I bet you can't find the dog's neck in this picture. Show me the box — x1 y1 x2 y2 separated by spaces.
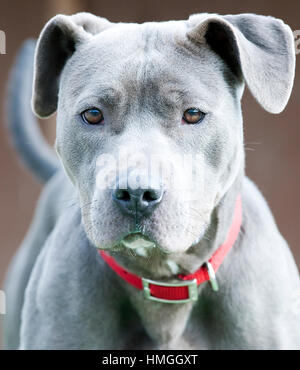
107 170 244 281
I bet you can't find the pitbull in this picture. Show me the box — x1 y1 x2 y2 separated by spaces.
3 12 300 349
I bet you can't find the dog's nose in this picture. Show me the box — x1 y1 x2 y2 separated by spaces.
112 186 164 217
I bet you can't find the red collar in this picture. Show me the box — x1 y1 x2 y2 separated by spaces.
99 195 242 304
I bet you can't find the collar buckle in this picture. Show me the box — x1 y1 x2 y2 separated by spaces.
142 277 198 304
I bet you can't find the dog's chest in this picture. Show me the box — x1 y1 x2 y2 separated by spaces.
123 286 207 349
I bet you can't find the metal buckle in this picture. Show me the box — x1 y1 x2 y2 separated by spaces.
205 262 219 292
142 277 198 304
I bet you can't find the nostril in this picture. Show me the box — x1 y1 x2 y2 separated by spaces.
115 189 131 202
143 190 161 203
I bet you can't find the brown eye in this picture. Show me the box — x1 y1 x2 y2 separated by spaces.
183 108 205 124
81 108 104 125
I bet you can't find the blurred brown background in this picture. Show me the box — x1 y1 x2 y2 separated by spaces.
0 0 299 348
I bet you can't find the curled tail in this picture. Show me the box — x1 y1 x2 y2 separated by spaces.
6 39 59 183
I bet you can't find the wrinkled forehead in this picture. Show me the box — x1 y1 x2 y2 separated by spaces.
60 22 232 109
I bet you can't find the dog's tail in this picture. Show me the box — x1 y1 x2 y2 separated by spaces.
5 39 59 183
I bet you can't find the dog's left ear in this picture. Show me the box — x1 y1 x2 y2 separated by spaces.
187 13 295 113
32 12 112 118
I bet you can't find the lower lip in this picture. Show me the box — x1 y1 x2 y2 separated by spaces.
120 233 156 250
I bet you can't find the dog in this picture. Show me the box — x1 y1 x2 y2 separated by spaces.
3 12 300 349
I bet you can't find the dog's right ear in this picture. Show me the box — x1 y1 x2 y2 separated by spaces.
32 12 111 118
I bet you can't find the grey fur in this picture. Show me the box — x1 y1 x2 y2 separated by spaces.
4 12 300 349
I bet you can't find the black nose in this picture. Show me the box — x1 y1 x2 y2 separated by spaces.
112 186 164 218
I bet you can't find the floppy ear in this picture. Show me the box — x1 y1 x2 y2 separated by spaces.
187 13 295 113
32 12 111 118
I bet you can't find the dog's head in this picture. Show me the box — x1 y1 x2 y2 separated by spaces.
32 12 295 255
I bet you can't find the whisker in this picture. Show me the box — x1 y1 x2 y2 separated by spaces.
244 141 261 145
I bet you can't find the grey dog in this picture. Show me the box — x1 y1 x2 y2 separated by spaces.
3 12 300 349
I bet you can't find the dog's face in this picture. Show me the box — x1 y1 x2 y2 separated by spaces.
33 13 295 254
56 21 244 254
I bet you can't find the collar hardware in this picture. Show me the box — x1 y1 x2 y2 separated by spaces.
205 262 219 292
142 277 198 304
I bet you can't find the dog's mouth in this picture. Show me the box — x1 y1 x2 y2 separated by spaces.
107 226 207 256
119 232 156 250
